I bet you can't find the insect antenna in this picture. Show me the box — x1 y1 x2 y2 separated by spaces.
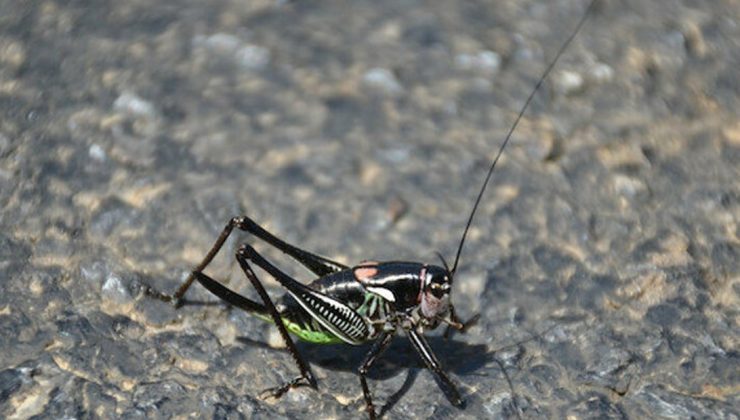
435 251 451 274
449 0 598 278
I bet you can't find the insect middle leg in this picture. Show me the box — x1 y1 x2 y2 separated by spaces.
358 332 394 420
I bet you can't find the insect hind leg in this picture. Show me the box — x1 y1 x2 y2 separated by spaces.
190 271 268 316
234 246 318 396
147 216 348 306
239 243 369 345
233 216 348 276
192 270 318 396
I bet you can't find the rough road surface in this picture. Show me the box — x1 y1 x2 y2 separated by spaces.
1 0 738 418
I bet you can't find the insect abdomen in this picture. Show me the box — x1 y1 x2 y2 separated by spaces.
282 317 344 344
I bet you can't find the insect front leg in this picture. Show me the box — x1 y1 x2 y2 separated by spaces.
443 304 481 339
233 246 318 397
358 332 394 420
406 328 464 408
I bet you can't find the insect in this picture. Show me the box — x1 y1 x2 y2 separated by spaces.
148 1 598 418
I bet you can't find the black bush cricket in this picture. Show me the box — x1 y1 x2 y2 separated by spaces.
148 1 598 418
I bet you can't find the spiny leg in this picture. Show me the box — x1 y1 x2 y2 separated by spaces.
233 216 348 276
147 215 348 305
192 272 317 396
358 332 394 420
171 217 238 303
234 250 317 397
180 248 317 398
145 216 238 304
407 328 464 408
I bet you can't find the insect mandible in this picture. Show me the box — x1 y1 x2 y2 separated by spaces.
149 1 598 418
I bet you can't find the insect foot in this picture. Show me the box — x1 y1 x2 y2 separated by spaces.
258 375 317 400
444 313 481 339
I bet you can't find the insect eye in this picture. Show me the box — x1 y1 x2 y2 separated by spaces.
428 283 446 298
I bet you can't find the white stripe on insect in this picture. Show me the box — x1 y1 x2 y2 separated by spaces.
366 286 395 302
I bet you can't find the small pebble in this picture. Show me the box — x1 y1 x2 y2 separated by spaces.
455 50 501 74
89 144 107 162
362 67 403 95
589 62 614 83
102 274 131 304
113 92 156 118
0 38 26 71
554 70 584 95
196 33 241 52
235 44 270 71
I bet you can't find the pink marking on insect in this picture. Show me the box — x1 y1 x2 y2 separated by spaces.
421 290 446 319
416 265 427 304
353 261 379 281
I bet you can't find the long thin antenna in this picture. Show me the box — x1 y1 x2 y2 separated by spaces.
450 0 598 275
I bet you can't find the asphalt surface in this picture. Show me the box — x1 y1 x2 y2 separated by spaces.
0 0 738 418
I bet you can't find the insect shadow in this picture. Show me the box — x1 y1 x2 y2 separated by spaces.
175 290 553 418
236 334 491 414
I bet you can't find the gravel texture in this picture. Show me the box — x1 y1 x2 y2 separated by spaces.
1 0 738 418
